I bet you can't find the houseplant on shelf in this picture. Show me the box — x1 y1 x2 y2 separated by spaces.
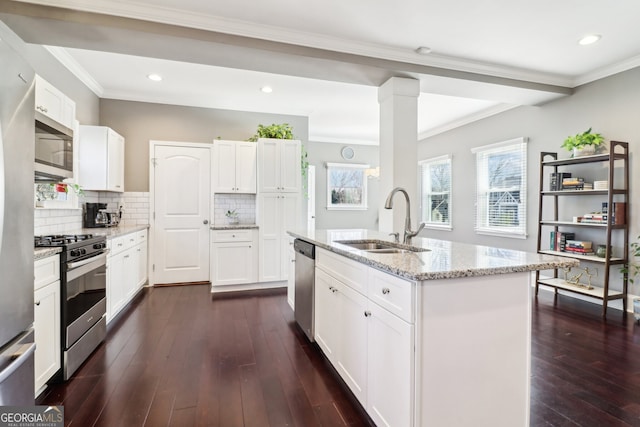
561 127 605 157
621 236 640 321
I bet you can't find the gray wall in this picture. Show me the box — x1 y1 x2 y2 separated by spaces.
0 21 99 125
418 66 640 295
306 141 380 230
99 99 309 191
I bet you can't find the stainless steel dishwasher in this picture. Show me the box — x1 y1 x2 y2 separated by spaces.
294 239 315 341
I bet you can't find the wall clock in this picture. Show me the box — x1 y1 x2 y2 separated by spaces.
341 146 354 160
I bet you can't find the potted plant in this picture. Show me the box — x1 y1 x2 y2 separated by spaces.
225 209 240 225
248 123 294 141
561 127 605 157
621 236 640 321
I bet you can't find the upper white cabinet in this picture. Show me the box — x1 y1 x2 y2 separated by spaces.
78 126 125 192
213 140 257 193
257 138 301 193
35 75 76 130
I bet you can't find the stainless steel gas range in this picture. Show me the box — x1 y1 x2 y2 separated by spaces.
35 234 108 380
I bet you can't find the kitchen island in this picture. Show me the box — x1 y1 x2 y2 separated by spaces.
288 229 578 427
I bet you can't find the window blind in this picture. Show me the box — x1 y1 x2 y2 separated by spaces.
472 138 527 238
419 155 452 228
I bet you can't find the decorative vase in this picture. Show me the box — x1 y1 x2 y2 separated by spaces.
226 216 239 225
595 245 607 258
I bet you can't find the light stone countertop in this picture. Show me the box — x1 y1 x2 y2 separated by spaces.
210 224 259 230
77 225 150 239
34 247 62 261
288 228 579 282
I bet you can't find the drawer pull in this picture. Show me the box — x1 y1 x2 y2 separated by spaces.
364 311 371 317
382 287 390 295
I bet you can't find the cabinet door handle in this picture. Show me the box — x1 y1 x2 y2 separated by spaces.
364 311 371 317
35 301 41 306
382 287 390 295
203 219 209 225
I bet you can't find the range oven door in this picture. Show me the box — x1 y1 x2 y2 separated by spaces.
65 252 107 349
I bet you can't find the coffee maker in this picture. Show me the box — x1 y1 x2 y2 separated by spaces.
84 202 108 228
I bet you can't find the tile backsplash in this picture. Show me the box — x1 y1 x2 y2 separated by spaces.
214 194 256 225
34 191 150 235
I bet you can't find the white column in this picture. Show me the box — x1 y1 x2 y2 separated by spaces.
378 77 420 234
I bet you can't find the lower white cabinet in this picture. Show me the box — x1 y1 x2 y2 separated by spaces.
315 248 415 426
211 229 258 287
107 229 148 323
34 254 61 396
287 237 295 309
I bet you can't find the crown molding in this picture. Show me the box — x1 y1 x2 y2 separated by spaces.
572 53 640 87
418 104 518 140
44 45 104 96
309 136 378 146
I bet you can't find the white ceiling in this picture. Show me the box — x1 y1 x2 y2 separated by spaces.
12 0 640 144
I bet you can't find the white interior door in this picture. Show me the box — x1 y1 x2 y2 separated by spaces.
152 143 211 285
307 165 316 230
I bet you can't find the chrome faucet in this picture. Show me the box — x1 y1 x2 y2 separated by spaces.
384 187 425 245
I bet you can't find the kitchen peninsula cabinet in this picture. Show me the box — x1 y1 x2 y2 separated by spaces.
315 248 412 425
213 140 257 193
33 253 61 396
78 125 125 192
291 229 577 427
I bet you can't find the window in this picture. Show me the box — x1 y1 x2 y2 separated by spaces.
419 155 452 229
472 137 527 238
326 163 369 210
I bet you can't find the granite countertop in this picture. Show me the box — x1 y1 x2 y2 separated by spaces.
210 224 259 230
34 247 62 261
288 229 579 282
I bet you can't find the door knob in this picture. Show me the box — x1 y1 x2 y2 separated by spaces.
203 219 209 224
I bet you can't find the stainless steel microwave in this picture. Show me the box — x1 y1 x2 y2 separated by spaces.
34 111 74 181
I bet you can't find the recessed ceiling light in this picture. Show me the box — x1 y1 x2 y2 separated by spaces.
261 86 273 93
147 73 162 82
578 34 601 46
415 46 432 55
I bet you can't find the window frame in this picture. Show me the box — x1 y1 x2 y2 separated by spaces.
418 154 452 230
471 137 528 239
326 162 369 211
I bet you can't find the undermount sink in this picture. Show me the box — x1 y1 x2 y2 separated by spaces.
334 240 430 254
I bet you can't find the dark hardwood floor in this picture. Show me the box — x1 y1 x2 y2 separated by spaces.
39 285 640 426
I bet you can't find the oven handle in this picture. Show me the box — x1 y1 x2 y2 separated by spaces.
67 250 109 270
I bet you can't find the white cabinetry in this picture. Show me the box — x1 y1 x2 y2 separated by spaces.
287 236 295 309
106 229 147 323
35 75 76 130
211 229 258 287
78 126 125 192
315 247 415 426
213 140 257 193
257 138 301 193
258 193 299 282
33 254 61 396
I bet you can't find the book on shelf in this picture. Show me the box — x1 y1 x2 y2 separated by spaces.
566 240 592 249
562 177 585 190
613 202 626 225
564 247 594 255
550 172 571 191
551 231 575 251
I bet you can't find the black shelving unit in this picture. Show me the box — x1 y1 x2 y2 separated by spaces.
535 141 629 318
